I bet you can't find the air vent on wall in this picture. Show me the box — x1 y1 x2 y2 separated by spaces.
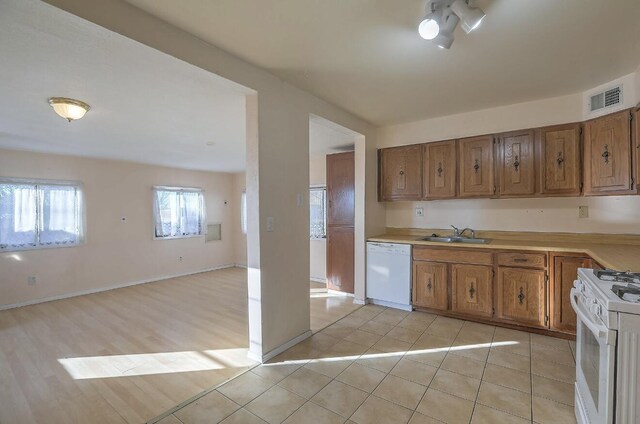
589 85 623 113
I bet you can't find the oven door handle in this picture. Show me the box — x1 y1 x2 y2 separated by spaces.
570 288 616 346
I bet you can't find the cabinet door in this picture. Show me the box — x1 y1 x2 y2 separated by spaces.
413 261 448 311
379 145 423 201
497 267 546 328
458 135 495 198
423 140 456 199
327 226 354 294
584 110 633 195
539 124 582 196
498 130 536 196
327 152 355 226
552 256 592 333
451 264 493 317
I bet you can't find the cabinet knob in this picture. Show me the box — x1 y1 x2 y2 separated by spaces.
427 278 432 292
437 162 443 177
556 152 564 166
518 287 525 305
602 144 610 164
513 155 520 171
473 160 480 174
469 283 475 299
399 170 405 176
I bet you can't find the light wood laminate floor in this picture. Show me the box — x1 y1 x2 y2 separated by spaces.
0 267 359 424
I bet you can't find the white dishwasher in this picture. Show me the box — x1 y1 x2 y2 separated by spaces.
366 242 412 311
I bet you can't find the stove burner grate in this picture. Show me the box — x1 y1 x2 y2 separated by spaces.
595 269 640 284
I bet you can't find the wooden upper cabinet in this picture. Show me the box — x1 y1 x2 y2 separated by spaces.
497 267 547 328
584 110 633 195
413 261 448 311
451 264 493 317
552 255 592 333
423 140 457 199
539 124 582 196
327 152 355 226
458 135 495 198
379 145 423 201
497 130 536 197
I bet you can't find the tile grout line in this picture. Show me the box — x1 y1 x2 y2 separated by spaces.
467 325 497 423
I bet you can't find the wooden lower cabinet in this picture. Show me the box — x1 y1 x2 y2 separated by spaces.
326 226 354 293
413 261 448 311
551 255 592 333
451 264 493 318
497 267 547 328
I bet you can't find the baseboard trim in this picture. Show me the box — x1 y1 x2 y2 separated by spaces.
0 264 238 311
247 329 313 363
327 289 354 298
309 277 325 283
353 298 366 305
234 263 248 269
368 298 413 312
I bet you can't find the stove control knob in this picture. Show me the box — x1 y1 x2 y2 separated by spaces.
573 280 583 291
590 302 601 316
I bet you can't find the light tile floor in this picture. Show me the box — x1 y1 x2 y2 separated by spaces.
155 306 578 424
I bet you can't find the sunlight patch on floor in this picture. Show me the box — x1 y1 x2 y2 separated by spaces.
58 348 256 380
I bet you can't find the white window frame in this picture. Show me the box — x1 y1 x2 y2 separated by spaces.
309 185 327 240
152 186 206 240
240 191 247 235
0 177 85 252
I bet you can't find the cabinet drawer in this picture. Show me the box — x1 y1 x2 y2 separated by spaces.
414 247 493 265
497 252 546 268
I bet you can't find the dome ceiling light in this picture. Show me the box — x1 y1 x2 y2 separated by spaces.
48 97 91 122
418 0 486 49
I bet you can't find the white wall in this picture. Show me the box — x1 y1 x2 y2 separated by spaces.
378 70 640 235
0 148 237 308
309 154 326 282
231 172 247 267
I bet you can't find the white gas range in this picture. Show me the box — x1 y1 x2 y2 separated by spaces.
572 268 640 424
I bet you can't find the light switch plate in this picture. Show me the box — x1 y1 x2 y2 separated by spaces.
578 206 589 219
415 207 424 217
266 217 274 232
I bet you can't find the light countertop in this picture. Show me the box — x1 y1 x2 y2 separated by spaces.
368 233 640 272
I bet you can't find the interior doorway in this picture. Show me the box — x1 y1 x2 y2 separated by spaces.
309 116 362 297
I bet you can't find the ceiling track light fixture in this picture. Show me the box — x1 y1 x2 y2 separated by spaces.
418 0 485 49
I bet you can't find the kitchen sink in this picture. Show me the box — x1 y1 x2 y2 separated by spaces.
420 236 490 244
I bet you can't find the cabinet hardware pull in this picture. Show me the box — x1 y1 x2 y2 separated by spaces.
427 277 432 291
518 287 525 305
557 152 564 166
602 144 610 164
473 160 480 174
399 170 405 176
513 258 528 263
437 162 443 177
513 155 520 171
469 283 475 299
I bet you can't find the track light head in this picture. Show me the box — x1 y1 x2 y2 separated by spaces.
418 12 440 40
450 0 486 33
432 12 459 49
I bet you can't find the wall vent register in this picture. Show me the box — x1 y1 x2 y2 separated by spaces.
589 85 622 113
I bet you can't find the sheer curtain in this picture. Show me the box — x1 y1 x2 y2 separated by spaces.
39 185 79 245
0 183 37 248
153 188 204 238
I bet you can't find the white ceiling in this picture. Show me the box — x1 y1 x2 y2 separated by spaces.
122 0 640 126
309 116 359 156
0 0 249 173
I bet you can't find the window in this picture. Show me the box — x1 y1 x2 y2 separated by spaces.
240 191 247 235
153 187 205 239
309 187 326 239
0 180 83 251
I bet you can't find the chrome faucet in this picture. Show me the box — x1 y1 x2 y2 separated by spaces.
451 225 475 239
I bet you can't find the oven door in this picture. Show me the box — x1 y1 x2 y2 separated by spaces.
571 288 616 424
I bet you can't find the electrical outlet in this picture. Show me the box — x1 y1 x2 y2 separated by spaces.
415 207 424 217
27 276 37 285
578 206 589 219
179 256 183 262
266 217 274 232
